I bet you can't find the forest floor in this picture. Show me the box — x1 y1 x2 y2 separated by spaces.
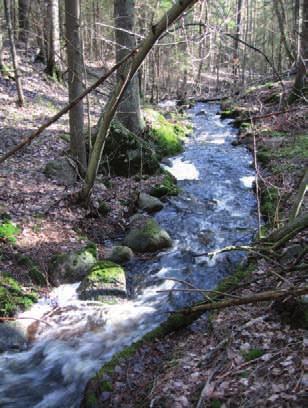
0 47 307 407
0 46 163 291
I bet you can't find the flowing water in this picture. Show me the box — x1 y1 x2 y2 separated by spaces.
0 103 258 408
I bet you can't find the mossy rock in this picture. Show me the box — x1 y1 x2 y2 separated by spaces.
17 255 47 286
77 261 126 300
0 275 38 318
44 157 77 185
48 247 97 286
150 171 180 198
124 218 172 253
107 246 134 264
97 120 160 177
144 108 189 158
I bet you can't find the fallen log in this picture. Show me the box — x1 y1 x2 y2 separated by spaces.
177 286 308 315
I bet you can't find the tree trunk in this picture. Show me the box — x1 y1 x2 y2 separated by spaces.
114 0 144 134
65 0 87 172
273 0 295 64
46 0 62 78
4 0 24 107
233 0 242 78
289 0 308 103
18 0 29 43
79 0 199 203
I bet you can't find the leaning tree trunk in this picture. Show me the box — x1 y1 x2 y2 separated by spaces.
289 0 308 103
114 0 144 134
65 0 87 172
79 0 199 203
46 0 62 78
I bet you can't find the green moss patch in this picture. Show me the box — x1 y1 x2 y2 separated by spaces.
0 275 38 317
144 108 189 158
86 261 124 284
242 348 265 362
0 221 20 244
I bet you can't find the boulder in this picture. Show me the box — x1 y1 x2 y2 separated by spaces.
124 218 172 253
98 120 160 176
107 246 134 264
44 157 77 185
77 261 126 301
48 247 97 286
138 193 164 213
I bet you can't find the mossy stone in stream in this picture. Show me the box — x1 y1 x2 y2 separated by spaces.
150 171 180 198
77 261 126 300
48 247 97 286
124 218 172 253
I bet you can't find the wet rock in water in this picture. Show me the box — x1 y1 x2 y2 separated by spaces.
107 246 134 264
198 229 215 246
124 218 172 253
48 247 97 286
44 157 77 185
0 323 28 353
138 193 164 214
78 261 126 301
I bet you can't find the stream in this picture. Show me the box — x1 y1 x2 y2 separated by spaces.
0 103 258 408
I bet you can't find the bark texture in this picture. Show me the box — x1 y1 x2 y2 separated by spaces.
65 0 87 171
114 0 144 134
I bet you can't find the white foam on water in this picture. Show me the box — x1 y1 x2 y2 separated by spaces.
163 157 200 180
240 175 255 188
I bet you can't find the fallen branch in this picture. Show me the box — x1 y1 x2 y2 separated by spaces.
0 50 136 165
177 286 308 315
250 106 308 122
193 244 253 258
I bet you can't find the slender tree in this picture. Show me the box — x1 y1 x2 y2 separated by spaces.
4 0 24 107
65 0 87 172
46 0 62 78
114 0 144 134
289 0 308 103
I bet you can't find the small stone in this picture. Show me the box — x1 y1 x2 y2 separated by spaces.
138 193 164 214
44 157 77 186
107 246 134 264
100 392 111 401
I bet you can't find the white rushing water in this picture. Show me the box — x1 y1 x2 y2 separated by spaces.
0 103 258 407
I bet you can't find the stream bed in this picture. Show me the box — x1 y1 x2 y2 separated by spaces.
0 103 258 408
